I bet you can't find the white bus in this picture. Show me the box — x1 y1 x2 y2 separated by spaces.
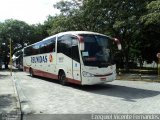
12 49 23 70
23 31 121 85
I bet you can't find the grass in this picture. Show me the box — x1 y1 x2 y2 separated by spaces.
117 67 158 75
116 73 160 83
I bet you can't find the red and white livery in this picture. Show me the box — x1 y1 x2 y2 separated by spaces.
23 31 121 85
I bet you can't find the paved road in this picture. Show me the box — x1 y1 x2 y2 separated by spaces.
13 70 160 119
0 70 21 120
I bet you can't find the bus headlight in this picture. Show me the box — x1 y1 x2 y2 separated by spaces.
82 71 94 77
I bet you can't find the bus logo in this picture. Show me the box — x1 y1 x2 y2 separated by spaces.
49 54 53 62
31 56 47 63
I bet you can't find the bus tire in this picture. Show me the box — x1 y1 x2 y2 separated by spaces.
59 71 67 85
29 68 34 77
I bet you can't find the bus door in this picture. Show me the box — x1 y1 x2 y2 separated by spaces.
71 36 81 82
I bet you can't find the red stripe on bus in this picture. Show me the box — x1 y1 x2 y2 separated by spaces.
23 66 81 85
67 78 81 85
32 69 58 80
24 66 30 72
94 73 113 77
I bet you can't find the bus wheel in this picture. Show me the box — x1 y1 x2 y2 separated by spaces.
29 68 34 77
59 71 67 85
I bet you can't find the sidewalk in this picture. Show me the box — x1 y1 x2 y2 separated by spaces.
0 70 21 120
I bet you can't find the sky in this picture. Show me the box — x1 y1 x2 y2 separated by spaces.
0 0 61 24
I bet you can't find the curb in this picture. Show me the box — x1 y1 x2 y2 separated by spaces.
12 73 33 115
11 75 22 120
0 70 22 120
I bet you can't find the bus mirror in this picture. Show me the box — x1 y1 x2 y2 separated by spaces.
118 44 122 50
80 43 84 51
113 38 122 50
78 36 85 51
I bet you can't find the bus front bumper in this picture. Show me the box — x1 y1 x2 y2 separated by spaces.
81 72 116 85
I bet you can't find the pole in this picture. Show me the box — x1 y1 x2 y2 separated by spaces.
157 53 160 79
10 38 12 76
158 58 160 78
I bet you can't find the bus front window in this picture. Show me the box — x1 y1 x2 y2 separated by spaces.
80 34 111 67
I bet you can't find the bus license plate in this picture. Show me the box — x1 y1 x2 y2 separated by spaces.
100 77 106 81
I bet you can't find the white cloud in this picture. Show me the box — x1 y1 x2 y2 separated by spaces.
0 0 61 24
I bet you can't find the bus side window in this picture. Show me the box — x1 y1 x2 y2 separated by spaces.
43 42 48 53
45 37 56 53
52 37 56 52
57 35 72 57
24 46 32 56
34 43 40 55
40 41 48 54
71 36 80 62
32 45 37 55
57 35 80 62
39 41 48 54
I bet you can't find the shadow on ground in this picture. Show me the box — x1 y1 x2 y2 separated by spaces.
0 94 15 112
69 84 160 102
12 69 23 73
27 75 60 84
0 75 9 79
29 75 160 102
0 70 10 79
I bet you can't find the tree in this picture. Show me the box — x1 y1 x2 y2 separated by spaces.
140 0 160 63
47 0 83 35
38 0 160 69
0 19 36 50
0 19 36 68
32 23 49 43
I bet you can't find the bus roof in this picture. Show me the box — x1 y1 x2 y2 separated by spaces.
24 31 110 48
57 31 108 37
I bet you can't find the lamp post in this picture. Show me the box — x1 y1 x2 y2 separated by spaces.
8 26 12 76
157 53 160 78
10 38 12 76
1 43 6 69
158 59 160 79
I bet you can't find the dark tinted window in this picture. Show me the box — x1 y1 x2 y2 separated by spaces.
24 37 56 56
39 37 56 54
57 34 80 62
80 34 111 67
24 47 31 56
45 37 56 53
71 36 80 62
24 46 32 56
39 41 46 54
32 43 40 55
57 35 72 57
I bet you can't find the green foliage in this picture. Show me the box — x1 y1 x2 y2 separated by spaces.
0 19 48 67
48 0 159 68
140 0 160 63
140 0 160 25
0 0 159 69
0 19 34 51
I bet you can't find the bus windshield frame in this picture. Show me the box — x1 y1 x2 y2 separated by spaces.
79 34 112 68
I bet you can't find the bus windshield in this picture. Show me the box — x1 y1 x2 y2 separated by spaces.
80 34 112 67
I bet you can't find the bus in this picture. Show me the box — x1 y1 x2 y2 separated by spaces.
23 31 121 85
0 57 2 69
13 49 23 70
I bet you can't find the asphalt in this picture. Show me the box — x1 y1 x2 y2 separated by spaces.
0 69 159 120
0 70 21 120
